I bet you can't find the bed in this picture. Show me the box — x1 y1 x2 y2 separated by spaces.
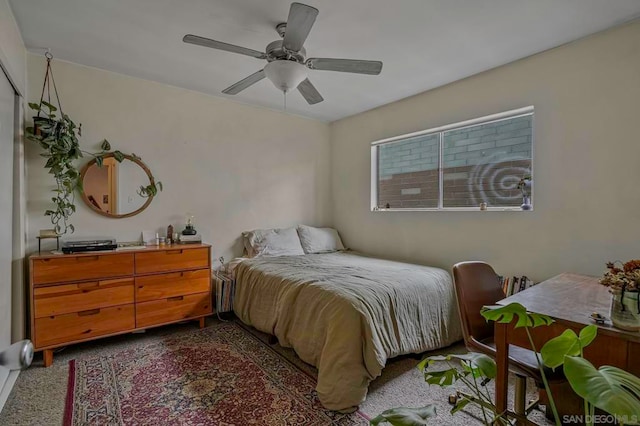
233 250 462 412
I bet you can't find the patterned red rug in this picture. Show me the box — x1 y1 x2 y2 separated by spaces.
64 322 368 425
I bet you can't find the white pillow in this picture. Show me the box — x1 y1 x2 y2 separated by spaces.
241 227 305 257
297 225 345 254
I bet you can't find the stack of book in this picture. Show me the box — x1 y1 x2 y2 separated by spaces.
213 271 235 318
178 234 202 244
499 275 536 297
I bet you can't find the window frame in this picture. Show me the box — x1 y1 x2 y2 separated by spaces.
371 106 534 212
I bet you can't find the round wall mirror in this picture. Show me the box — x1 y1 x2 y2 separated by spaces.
80 153 155 218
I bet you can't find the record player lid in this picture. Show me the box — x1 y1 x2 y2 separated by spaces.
63 238 116 247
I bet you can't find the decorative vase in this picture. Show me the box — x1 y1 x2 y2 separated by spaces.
182 225 196 236
610 289 640 331
520 196 532 211
182 215 197 235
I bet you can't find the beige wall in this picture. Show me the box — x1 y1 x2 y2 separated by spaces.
26 54 331 262
0 0 25 94
330 20 640 281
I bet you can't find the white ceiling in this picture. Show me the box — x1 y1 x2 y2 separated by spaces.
9 0 640 122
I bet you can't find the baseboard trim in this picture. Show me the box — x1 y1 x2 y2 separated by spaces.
0 369 19 413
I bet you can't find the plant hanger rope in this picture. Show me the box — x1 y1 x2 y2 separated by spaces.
37 50 63 117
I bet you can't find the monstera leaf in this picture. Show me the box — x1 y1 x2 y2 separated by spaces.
564 356 640 422
417 353 496 388
370 405 437 426
481 303 554 328
541 325 597 370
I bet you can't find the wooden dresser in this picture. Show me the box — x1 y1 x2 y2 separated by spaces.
29 244 212 366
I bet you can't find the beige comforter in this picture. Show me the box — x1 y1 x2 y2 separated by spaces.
233 252 462 411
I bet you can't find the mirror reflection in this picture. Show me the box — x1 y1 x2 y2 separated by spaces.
80 154 154 218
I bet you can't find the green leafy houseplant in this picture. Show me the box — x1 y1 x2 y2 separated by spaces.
26 102 162 234
599 260 640 332
372 302 640 426
26 101 82 234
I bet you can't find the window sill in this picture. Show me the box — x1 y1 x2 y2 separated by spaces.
371 207 533 212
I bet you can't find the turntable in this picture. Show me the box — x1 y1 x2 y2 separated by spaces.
62 239 117 254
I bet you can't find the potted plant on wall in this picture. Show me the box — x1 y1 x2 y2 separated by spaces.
26 104 83 234
25 52 82 234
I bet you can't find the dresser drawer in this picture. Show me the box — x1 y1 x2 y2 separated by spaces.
34 304 135 348
34 278 134 318
135 247 209 274
32 253 134 286
136 269 210 302
136 292 211 328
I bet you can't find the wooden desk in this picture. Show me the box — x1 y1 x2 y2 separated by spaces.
494 273 640 416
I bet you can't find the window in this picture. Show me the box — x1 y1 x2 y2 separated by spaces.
371 107 533 211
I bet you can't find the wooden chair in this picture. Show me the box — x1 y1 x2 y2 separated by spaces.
452 261 564 422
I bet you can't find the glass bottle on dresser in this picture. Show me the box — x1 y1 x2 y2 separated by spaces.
167 224 174 244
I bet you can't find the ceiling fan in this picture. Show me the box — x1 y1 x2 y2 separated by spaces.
183 2 383 105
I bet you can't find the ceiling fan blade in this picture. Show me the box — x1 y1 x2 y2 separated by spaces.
297 78 324 105
222 69 266 95
183 34 266 59
282 3 318 52
306 58 383 75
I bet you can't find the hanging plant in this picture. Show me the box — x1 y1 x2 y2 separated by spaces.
26 53 162 235
26 101 82 234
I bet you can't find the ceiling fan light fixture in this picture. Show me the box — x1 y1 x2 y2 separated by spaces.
264 60 307 93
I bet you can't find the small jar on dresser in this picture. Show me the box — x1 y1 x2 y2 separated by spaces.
29 243 213 366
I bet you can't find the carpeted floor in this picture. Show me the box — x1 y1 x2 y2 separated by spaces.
0 317 552 425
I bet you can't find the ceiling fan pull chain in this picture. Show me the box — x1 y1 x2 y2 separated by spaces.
284 91 287 111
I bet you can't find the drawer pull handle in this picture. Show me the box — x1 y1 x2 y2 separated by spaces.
167 250 183 255
77 256 100 262
78 309 100 316
168 296 184 302
78 282 99 289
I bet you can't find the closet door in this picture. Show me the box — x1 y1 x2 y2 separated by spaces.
0 68 15 352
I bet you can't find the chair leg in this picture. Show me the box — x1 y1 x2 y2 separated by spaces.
452 388 539 426
514 375 527 422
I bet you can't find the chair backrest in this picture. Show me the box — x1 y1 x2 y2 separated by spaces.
452 261 505 347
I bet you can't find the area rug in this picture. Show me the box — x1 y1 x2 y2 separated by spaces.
63 322 368 425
